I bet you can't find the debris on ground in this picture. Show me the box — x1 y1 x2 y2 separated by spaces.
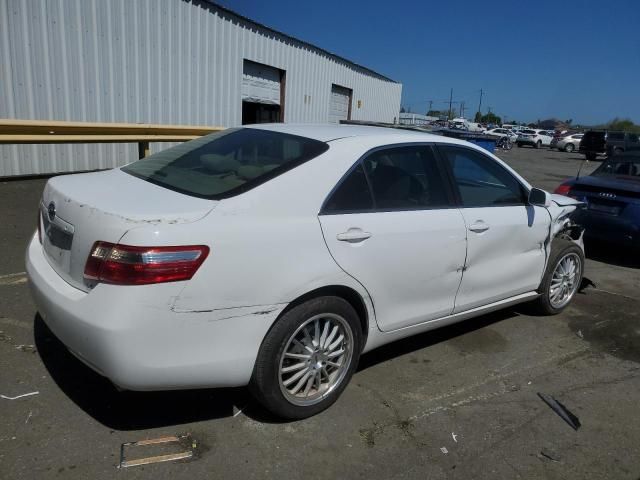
25 411 33 424
1 391 39 400
440 447 448 454
576 330 584 339
539 448 562 462
451 432 458 443
119 434 197 468
15 344 37 353
537 393 581 431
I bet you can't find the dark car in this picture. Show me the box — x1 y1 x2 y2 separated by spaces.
555 152 640 247
579 130 606 160
605 131 640 156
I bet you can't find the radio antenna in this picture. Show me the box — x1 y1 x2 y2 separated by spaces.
576 157 588 179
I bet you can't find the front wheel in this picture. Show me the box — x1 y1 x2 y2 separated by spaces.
250 296 362 419
530 239 584 315
535 140 542 149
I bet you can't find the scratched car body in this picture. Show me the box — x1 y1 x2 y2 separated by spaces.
27 124 585 419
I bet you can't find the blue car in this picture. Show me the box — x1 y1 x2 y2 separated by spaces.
555 152 640 247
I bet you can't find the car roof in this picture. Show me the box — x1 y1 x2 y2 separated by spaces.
245 123 445 143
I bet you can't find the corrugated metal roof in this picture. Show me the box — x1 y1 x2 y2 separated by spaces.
203 1 398 83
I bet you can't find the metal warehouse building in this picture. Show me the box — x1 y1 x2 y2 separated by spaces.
0 0 402 177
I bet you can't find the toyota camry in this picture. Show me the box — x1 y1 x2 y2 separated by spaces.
27 124 585 419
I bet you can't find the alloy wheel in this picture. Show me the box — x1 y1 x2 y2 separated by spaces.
278 313 354 406
549 252 581 309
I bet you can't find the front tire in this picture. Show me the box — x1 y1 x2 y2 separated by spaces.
535 140 542 149
531 239 584 315
250 296 362 419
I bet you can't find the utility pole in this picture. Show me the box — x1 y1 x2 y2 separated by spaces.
448 88 453 120
478 89 483 115
427 100 433 114
460 101 465 118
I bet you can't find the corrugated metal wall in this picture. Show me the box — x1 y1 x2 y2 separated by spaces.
0 0 402 177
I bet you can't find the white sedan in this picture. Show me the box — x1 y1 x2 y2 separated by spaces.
517 129 553 148
27 124 585 419
484 128 518 142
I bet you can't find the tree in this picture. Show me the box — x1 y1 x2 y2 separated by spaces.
608 118 640 133
427 110 443 117
480 112 501 125
400 106 406 113
474 111 482 123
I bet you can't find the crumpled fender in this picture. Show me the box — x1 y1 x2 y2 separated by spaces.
542 194 585 273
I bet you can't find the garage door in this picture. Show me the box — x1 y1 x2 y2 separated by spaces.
329 85 352 124
242 60 281 105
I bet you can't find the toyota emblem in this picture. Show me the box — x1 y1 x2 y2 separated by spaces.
47 202 56 221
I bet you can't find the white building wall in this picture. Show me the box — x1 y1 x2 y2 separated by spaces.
0 0 402 176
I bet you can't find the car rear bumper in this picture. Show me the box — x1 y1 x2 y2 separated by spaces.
574 211 640 247
26 234 285 390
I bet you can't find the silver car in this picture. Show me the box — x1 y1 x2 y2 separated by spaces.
553 133 583 153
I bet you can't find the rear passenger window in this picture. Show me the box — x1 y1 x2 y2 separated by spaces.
323 164 373 213
362 146 449 209
440 146 526 207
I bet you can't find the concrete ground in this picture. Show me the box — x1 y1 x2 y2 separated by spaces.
1 147 639 479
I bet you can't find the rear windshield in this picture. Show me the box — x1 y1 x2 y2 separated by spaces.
594 158 640 177
123 128 329 199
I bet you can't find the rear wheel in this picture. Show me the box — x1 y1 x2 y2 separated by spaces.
586 152 597 161
250 296 362 419
517 142 522 148
535 140 542 149
530 239 584 315
565 143 575 153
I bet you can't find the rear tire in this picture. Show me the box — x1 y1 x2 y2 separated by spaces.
535 140 542 149
517 142 522 148
586 152 597 161
530 239 584 315
250 296 362 419
565 143 575 153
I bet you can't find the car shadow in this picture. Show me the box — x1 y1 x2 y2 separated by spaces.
35 307 523 428
585 240 640 268
34 314 251 431
357 308 516 371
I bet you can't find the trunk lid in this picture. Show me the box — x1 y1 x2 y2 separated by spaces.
39 169 216 291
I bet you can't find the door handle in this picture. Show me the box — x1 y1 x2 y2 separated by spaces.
469 221 490 233
336 228 372 243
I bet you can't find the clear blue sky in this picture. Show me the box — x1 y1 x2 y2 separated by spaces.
220 0 639 125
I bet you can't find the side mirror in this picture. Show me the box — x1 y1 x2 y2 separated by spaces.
528 187 552 207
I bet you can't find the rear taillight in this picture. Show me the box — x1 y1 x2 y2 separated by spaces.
554 183 572 196
84 242 209 285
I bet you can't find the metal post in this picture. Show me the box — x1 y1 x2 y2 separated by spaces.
138 141 150 159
